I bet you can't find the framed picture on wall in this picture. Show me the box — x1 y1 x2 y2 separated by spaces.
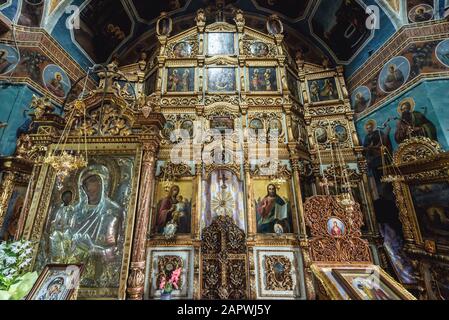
332 267 414 300
26 264 84 300
23 144 142 300
206 67 237 92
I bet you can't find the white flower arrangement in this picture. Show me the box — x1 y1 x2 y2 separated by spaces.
0 240 38 300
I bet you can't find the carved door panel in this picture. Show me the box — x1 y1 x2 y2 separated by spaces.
201 215 248 299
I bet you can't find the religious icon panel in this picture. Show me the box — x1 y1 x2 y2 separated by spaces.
248 67 278 92
378 56 410 93
207 67 236 92
254 181 293 234
166 67 195 92
34 154 137 299
207 32 235 55
42 64 71 98
26 264 84 300
308 77 339 102
409 182 449 246
153 180 193 236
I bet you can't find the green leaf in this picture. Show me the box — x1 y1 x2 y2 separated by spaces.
8 272 38 300
0 290 11 300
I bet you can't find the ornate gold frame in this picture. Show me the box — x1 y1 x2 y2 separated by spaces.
311 262 416 300
22 142 142 300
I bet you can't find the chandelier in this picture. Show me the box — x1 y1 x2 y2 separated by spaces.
44 67 93 190
44 99 88 190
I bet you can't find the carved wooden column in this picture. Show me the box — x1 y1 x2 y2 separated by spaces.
290 158 307 236
244 161 255 238
127 141 159 300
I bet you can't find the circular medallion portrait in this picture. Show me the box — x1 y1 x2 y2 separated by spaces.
351 86 372 113
249 118 264 131
315 127 328 144
436 39 449 68
0 44 19 75
250 42 269 57
378 56 410 93
42 64 71 98
173 42 192 58
268 119 283 136
408 4 434 23
327 217 345 237
266 16 283 35
334 125 348 143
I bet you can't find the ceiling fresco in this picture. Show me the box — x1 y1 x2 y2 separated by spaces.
73 0 133 62
32 0 445 74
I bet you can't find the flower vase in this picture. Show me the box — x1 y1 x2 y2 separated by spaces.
160 292 172 300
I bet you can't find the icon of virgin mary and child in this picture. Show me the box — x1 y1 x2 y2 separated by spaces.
48 164 125 287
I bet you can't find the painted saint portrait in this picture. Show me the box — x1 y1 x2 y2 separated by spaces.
249 118 264 131
249 42 269 57
255 183 293 234
394 98 437 144
308 78 339 102
436 39 449 67
36 156 135 294
173 42 192 58
27 265 84 301
315 127 328 144
408 4 434 23
378 57 410 93
266 15 283 35
167 67 194 92
351 276 392 300
154 183 192 235
334 125 348 143
42 64 71 98
409 182 449 246
351 86 372 113
362 119 392 195
249 67 278 91
207 32 235 56
268 119 283 136
327 217 345 237
207 68 236 92
0 185 27 241
0 44 19 75
332 268 405 300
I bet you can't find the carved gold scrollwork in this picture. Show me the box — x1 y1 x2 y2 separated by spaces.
264 255 294 291
156 256 184 289
304 196 371 263
201 215 248 300
393 137 443 165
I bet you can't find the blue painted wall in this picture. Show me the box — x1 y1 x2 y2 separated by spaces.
356 79 449 151
0 84 44 156
0 0 19 22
